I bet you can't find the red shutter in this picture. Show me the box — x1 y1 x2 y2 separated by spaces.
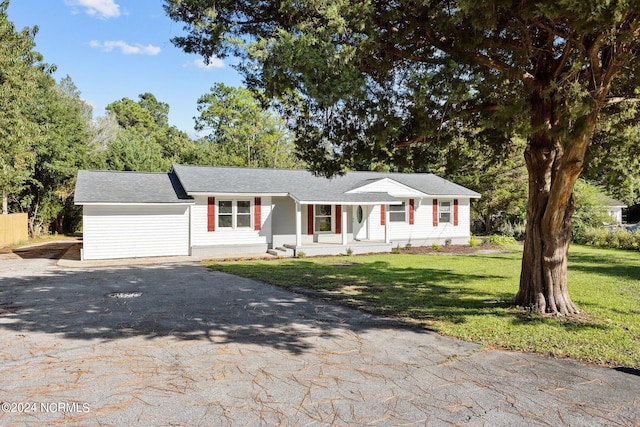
335 205 342 234
254 197 262 230
380 205 385 225
307 204 314 235
454 199 459 226
432 199 438 227
409 199 415 225
207 197 215 232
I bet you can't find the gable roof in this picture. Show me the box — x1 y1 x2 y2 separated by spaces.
75 166 480 206
171 164 480 203
74 170 192 204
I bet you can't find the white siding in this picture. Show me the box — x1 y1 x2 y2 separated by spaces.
368 198 473 245
190 196 271 248
82 204 190 260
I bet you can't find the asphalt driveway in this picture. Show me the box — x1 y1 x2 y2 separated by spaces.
0 243 638 426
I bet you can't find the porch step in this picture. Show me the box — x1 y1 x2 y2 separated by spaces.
267 246 294 257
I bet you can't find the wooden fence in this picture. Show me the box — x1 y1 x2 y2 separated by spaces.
0 213 28 247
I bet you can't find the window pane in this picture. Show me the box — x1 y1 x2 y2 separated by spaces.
219 200 232 214
390 212 405 222
315 205 332 216
315 217 331 232
237 200 251 214
439 201 451 223
389 202 406 222
237 214 251 228
219 215 232 228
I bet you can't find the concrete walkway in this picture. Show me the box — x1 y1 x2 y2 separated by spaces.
0 245 638 426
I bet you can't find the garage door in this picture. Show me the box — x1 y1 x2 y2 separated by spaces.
82 204 190 260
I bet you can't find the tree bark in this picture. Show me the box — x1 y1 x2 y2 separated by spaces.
514 89 599 315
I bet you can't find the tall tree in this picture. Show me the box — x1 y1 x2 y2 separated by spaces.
195 83 301 168
104 93 197 171
0 0 45 214
24 75 93 236
166 0 640 315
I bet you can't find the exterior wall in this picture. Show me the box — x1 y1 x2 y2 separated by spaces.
82 204 190 260
271 196 296 247
190 195 271 255
608 207 623 224
368 198 473 246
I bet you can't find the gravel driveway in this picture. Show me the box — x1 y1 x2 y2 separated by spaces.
0 243 638 426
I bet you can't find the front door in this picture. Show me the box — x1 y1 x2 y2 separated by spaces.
352 205 368 241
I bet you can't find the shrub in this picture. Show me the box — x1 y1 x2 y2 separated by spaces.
576 227 640 251
345 247 353 256
469 237 480 247
431 243 441 251
489 234 518 245
496 220 526 241
444 239 452 246
297 250 306 258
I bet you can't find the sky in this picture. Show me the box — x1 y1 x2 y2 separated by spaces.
7 0 244 135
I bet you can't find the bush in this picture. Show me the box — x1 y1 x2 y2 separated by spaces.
489 234 518 245
297 250 306 258
469 237 480 247
431 243 441 251
576 227 640 251
495 220 526 241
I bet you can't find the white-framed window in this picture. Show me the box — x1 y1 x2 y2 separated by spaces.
218 199 252 229
439 200 452 224
389 202 407 222
315 204 332 232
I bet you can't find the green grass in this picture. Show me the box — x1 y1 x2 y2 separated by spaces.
205 245 640 368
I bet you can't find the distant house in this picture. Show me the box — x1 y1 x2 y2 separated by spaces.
74 165 480 260
605 197 627 224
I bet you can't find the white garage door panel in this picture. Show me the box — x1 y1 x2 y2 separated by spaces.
83 205 190 260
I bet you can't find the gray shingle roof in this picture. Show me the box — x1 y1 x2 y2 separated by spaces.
171 164 480 202
74 170 192 204
75 166 480 205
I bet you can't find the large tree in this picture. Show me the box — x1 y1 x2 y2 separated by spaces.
0 0 45 214
195 83 301 168
165 0 640 315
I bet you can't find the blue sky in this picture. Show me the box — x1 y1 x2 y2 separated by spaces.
7 0 243 135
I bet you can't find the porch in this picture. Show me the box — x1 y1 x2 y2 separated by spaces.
267 240 394 257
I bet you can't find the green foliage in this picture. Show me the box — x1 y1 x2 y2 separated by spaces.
195 83 302 169
345 247 353 256
468 238 479 247
489 235 518 245
571 180 614 242
0 1 44 213
431 243 441 251
576 227 640 251
165 0 640 176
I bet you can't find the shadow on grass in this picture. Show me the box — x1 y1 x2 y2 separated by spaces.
209 258 608 331
568 251 640 281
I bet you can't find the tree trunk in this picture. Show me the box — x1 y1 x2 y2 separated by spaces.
515 142 579 315
514 90 597 315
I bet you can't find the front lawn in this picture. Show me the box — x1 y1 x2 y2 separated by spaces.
205 245 640 368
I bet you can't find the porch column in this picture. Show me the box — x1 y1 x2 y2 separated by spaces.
341 206 348 245
384 204 390 244
295 201 302 247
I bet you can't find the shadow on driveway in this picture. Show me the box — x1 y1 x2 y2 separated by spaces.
0 263 426 355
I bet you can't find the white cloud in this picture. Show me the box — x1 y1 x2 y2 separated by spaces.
185 57 225 70
90 40 161 56
65 0 121 19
